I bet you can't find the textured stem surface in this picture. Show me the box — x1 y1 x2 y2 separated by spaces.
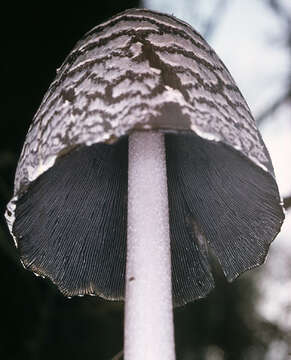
124 131 175 360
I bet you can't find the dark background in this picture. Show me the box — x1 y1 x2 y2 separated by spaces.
1 1 289 359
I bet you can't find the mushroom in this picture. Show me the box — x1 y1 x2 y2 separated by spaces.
5 8 284 360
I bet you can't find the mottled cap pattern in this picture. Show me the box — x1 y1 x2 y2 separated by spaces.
13 8 273 197
6 9 284 306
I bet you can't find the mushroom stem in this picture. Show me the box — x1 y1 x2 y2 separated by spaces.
124 131 175 360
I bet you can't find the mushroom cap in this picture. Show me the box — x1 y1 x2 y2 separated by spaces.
6 9 284 306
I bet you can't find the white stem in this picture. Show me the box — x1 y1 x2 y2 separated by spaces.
124 131 175 360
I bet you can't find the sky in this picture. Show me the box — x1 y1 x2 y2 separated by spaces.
145 0 291 342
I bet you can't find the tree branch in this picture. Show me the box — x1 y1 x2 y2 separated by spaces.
203 0 229 39
256 91 290 125
269 0 291 24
